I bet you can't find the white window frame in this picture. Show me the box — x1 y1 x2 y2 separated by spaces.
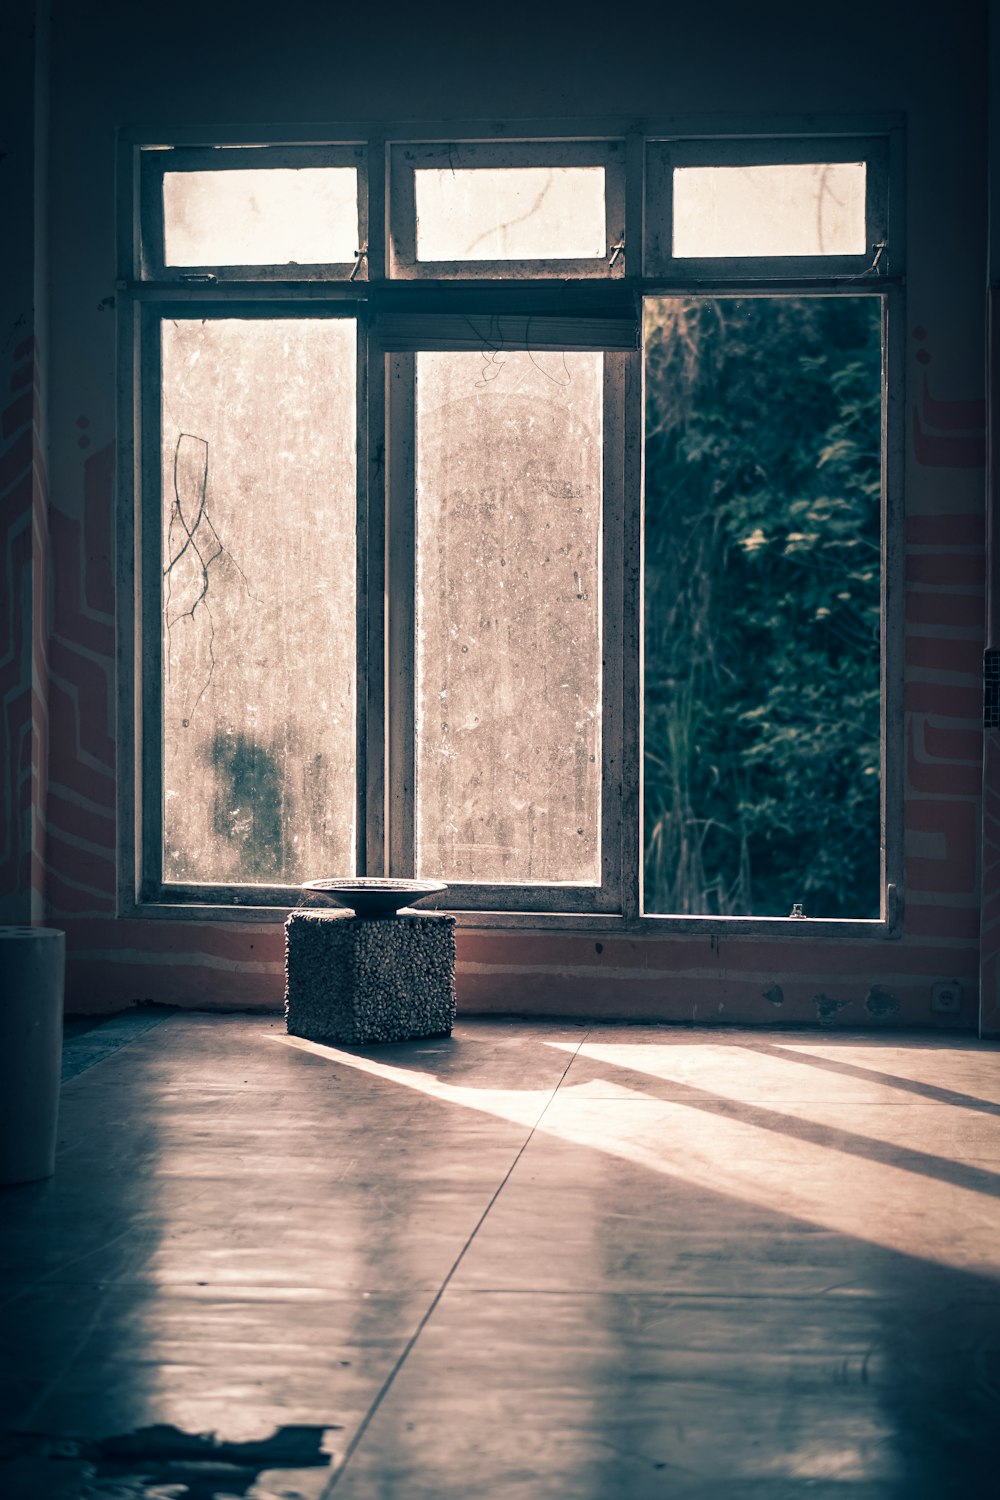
117 117 903 937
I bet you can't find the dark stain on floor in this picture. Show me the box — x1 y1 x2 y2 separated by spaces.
0 1422 338 1499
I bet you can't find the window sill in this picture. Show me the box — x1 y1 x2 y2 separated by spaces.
121 898 899 941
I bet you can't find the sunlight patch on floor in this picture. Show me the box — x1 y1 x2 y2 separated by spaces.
273 1033 1000 1279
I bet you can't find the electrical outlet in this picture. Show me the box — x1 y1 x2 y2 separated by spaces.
930 980 962 1014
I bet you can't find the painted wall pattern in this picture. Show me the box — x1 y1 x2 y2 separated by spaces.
899 331 987 1029
46 438 116 918
982 733 1000 1034
978 295 1000 1038
1 334 47 922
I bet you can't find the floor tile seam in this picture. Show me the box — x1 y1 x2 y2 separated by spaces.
319 1027 592 1497
421 1286 951 1302
4 1279 467 1292
548 1093 1000 1107
580 1027 990 1040
0 1279 443 1300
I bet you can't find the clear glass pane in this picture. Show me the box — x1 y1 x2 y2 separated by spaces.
161 318 357 884
163 168 359 266
673 163 866 257
414 167 606 261
415 350 603 884
643 296 882 918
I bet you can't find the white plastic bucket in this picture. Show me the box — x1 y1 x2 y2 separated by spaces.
0 926 65 1184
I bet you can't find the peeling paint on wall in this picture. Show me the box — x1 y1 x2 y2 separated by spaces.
865 985 901 1018
814 994 851 1024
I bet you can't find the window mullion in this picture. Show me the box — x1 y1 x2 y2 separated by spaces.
139 305 165 903
882 284 905 925
621 348 643 924
363 317 386 876
599 354 626 916
355 309 371 875
386 351 417 876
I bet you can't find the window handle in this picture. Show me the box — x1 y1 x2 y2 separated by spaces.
886 883 901 931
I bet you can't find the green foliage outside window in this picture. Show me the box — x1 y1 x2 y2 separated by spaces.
643 295 882 918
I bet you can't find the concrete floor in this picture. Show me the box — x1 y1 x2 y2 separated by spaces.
1 1014 999 1498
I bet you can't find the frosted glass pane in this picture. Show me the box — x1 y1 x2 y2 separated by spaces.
163 168 358 265
161 318 357 884
415 168 606 260
415 350 603 884
673 163 866 257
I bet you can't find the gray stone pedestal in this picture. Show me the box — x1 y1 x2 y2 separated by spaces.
285 908 456 1046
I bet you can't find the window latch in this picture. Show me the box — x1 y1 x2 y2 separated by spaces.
350 243 368 282
609 239 625 269
180 273 217 284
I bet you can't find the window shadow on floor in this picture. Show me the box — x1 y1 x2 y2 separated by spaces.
732 1033 1000 1119
2 1017 998 1499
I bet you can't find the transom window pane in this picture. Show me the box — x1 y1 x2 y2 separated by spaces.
673 163 866 258
161 317 357 884
414 167 606 261
163 168 359 266
415 350 603 883
643 295 881 918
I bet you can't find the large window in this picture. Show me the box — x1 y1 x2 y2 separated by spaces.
121 124 899 928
